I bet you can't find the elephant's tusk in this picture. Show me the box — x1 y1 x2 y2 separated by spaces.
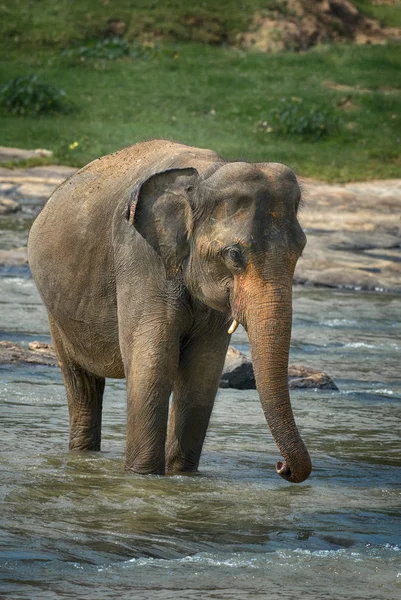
228 319 239 335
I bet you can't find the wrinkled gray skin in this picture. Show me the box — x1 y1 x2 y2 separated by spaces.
28 140 311 483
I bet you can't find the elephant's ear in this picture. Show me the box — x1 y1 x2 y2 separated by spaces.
126 167 199 279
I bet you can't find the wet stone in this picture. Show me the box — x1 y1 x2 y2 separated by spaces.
327 232 400 251
296 178 401 292
221 346 255 389
0 183 16 193
288 364 339 390
0 341 58 367
14 182 57 204
0 196 21 215
25 165 76 180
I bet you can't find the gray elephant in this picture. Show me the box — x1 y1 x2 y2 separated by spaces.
28 140 311 483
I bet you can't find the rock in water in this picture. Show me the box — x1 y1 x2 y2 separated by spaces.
0 196 21 214
221 346 338 390
220 346 256 389
0 340 58 366
288 364 339 390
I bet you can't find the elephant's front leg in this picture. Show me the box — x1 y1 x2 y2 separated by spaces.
124 331 180 474
166 325 230 473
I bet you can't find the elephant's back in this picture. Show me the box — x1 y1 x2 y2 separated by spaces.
30 138 221 232
28 139 222 285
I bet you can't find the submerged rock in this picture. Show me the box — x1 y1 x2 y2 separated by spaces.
0 341 338 390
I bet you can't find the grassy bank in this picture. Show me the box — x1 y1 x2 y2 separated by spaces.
0 0 270 49
2 0 401 49
0 2 400 181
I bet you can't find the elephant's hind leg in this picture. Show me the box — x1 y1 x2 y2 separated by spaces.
49 316 105 451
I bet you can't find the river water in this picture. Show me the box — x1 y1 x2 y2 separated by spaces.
1 268 400 599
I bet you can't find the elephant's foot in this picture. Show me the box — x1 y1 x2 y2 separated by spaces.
165 441 201 474
124 460 165 475
69 416 102 451
166 464 200 475
125 441 166 475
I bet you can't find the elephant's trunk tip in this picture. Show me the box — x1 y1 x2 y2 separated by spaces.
276 459 312 484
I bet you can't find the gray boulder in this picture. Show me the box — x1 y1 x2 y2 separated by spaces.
221 346 255 389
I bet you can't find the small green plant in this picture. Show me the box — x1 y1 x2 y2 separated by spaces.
63 37 156 63
259 97 340 140
0 74 72 116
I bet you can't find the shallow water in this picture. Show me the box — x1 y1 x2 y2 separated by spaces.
1 275 400 599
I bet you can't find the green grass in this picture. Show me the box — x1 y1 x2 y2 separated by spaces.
0 1 400 181
353 1 401 28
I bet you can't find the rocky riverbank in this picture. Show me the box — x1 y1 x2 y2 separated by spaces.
0 147 400 291
296 179 401 292
0 340 338 390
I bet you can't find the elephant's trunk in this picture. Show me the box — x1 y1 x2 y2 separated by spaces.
238 266 312 483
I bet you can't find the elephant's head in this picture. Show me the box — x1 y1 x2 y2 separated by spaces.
128 160 311 483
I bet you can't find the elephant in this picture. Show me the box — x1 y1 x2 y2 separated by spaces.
28 139 311 483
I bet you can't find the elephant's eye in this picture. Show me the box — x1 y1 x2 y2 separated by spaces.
228 248 242 262
223 246 245 270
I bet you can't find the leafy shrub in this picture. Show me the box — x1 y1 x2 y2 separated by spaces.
63 37 155 63
258 97 340 140
0 74 73 116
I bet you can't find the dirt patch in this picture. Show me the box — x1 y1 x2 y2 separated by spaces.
323 81 373 93
239 0 400 52
323 81 401 94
